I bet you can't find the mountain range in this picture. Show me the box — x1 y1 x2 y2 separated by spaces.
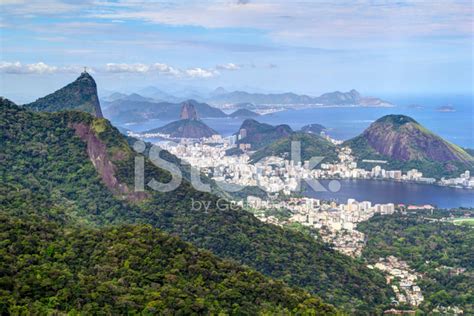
102 98 227 123
208 88 392 107
1 75 395 313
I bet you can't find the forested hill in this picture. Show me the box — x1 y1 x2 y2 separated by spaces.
236 119 293 150
23 72 103 117
1 97 393 313
344 114 474 178
251 132 338 163
0 213 339 314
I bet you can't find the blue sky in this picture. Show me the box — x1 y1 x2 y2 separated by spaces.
0 0 472 102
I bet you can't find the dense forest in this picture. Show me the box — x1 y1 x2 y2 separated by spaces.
0 98 393 313
358 209 474 313
0 210 340 314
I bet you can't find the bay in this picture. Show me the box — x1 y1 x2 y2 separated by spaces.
304 179 474 209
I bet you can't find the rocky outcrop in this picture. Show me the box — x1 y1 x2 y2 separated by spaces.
72 122 147 201
180 101 198 120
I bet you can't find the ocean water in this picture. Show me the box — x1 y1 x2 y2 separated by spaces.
206 94 474 148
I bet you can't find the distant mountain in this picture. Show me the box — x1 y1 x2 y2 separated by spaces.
137 86 180 102
210 91 313 105
102 92 154 103
211 86 228 96
124 93 154 102
345 114 474 178
233 102 258 110
23 71 103 117
208 89 392 107
102 99 227 123
145 102 218 138
300 123 327 134
104 92 127 101
180 100 199 119
251 132 338 164
147 119 218 139
236 119 293 150
229 108 260 118
316 89 361 105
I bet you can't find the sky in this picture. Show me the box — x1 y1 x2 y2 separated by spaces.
0 0 473 102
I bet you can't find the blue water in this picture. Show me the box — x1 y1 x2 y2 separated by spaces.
305 180 474 209
122 94 473 148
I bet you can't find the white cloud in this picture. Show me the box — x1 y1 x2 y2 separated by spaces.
150 63 181 76
0 61 84 74
1 60 247 78
104 62 219 78
105 63 150 73
185 67 219 78
216 63 240 70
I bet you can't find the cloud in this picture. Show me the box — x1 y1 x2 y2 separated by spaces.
0 0 82 15
216 63 241 70
105 62 219 78
185 67 218 78
0 61 84 74
1 60 263 78
84 0 473 44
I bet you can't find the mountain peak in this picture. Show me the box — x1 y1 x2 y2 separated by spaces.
349 89 360 98
78 70 94 80
237 119 293 150
23 72 103 117
345 114 474 177
375 114 418 126
212 86 228 96
180 101 198 120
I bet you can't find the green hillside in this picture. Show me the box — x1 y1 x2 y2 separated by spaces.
251 132 338 164
0 213 339 314
236 119 293 150
1 98 393 313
